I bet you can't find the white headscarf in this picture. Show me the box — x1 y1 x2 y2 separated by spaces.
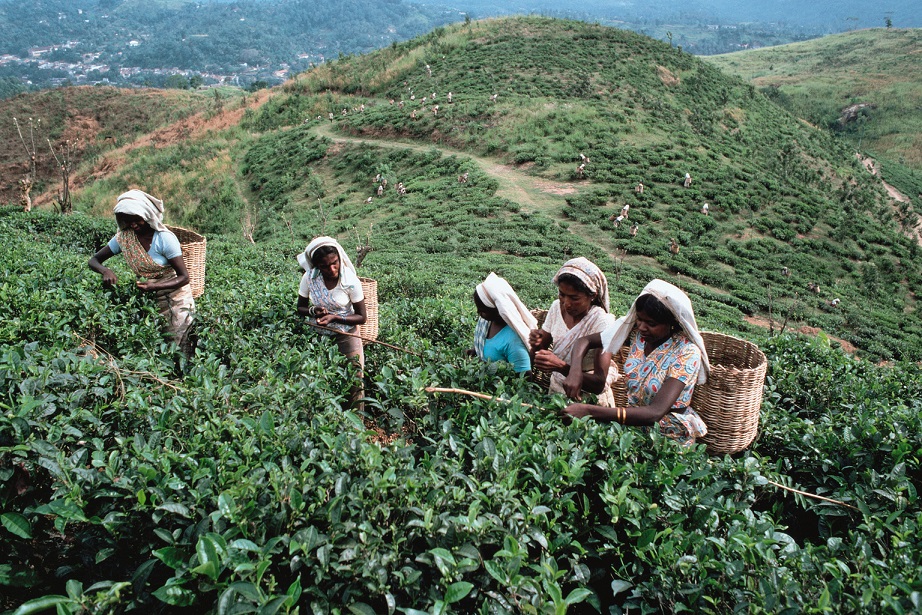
603 279 710 384
475 272 538 346
298 236 360 285
113 190 167 232
552 257 611 313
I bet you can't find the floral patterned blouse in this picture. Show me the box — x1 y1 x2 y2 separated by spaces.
623 331 702 409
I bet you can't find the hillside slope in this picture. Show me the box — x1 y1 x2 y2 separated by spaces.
7 16 922 359
0 85 226 206
706 28 922 172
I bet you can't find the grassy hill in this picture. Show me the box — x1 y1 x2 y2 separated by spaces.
0 85 233 206
2 16 922 614
706 28 922 172
24 16 920 360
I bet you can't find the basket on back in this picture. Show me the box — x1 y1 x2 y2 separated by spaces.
611 331 766 455
358 277 379 343
167 225 206 299
692 332 766 455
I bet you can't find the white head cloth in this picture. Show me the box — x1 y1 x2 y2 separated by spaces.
298 236 359 282
553 257 610 313
603 279 710 384
475 272 538 346
113 189 167 232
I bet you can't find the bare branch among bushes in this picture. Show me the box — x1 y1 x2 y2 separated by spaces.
767 286 799 337
47 137 79 214
354 224 374 268
242 203 259 244
12 117 39 212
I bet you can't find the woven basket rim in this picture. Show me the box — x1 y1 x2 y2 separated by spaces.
166 224 206 243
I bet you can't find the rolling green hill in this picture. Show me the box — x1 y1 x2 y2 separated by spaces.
706 28 922 172
31 16 921 360
3 16 922 614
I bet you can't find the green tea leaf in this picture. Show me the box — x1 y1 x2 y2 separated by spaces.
444 581 474 604
1 513 32 539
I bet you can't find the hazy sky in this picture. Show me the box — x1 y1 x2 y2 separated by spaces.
433 0 922 30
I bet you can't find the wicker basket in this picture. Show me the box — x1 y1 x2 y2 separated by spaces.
168 226 206 299
358 277 379 343
692 332 766 455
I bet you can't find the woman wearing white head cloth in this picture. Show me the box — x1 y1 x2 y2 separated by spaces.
296 237 367 408
88 190 195 354
563 279 710 446
528 257 618 405
470 273 536 373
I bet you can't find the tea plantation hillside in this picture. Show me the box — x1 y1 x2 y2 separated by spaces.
58 16 922 361
706 28 922 172
3 18 922 611
2 209 922 613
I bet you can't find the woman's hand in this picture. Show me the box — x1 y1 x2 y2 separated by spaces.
100 268 118 286
312 306 329 318
562 370 585 399
317 313 338 326
88 246 118 286
135 279 155 292
529 329 552 351
533 349 568 373
563 403 592 419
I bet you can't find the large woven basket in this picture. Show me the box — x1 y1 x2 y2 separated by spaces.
358 277 379 343
692 332 766 455
168 225 206 299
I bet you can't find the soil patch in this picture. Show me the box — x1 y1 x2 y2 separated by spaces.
743 316 858 354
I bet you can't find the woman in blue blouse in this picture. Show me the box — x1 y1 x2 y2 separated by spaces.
470 273 536 373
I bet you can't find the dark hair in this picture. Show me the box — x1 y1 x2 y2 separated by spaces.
473 290 502 323
310 245 339 268
556 273 603 308
634 293 678 327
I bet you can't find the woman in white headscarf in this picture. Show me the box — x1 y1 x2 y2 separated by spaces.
470 273 536 373
562 279 710 446
296 237 367 408
88 190 195 353
528 257 618 405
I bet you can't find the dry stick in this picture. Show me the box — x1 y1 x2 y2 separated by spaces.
306 322 421 357
425 386 538 409
764 478 859 511
73 334 184 393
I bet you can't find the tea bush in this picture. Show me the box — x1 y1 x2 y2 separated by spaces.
2 210 922 614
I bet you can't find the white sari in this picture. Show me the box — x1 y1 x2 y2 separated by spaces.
542 300 617 406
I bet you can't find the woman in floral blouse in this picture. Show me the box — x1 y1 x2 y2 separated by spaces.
561 279 711 446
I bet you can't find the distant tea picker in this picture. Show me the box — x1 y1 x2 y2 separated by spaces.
88 190 196 354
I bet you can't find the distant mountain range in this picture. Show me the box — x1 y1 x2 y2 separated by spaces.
2 0 918 97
